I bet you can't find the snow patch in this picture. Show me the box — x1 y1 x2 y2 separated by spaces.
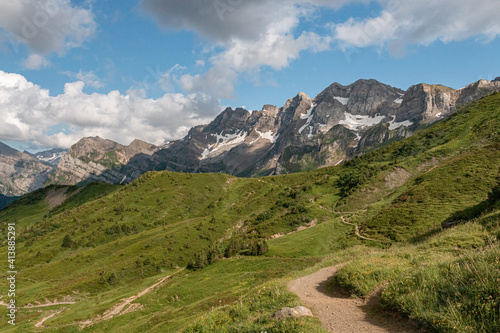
213 130 247 145
35 151 65 163
200 130 248 160
299 104 316 135
334 97 349 105
339 112 386 131
388 116 413 130
256 130 279 143
394 98 403 104
436 112 442 118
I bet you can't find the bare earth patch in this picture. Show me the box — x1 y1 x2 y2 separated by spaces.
385 167 411 190
288 265 420 333
45 187 70 209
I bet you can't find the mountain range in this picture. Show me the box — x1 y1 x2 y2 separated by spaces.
0 77 499 204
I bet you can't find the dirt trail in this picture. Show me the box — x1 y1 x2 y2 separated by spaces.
79 268 184 329
35 308 66 328
317 204 387 243
339 216 389 243
24 301 76 308
288 265 417 333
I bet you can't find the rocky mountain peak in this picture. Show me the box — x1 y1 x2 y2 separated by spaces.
346 79 404 115
71 136 123 153
282 92 313 120
260 104 279 116
206 107 251 133
283 91 312 109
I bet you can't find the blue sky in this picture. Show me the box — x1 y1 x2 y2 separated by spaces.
0 0 499 152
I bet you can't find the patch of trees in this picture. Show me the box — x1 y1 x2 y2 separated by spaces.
337 158 380 196
187 236 269 271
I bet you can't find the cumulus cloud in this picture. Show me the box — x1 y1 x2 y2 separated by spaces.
0 0 96 54
142 0 333 98
23 54 50 70
141 0 363 43
0 70 219 149
62 70 104 89
142 0 500 98
334 0 500 53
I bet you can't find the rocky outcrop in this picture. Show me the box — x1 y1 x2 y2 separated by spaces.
456 79 500 106
0 142 53 196
398 84 459 123
398 79 500 124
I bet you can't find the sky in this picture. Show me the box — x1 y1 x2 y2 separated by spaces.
0 0 499 152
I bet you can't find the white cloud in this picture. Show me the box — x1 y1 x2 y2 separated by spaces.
142 1 332 98
23 54 50 70
0 0 96 54
0 70 219 149
62 70 104 89
141 0 362 43
334 0 500 53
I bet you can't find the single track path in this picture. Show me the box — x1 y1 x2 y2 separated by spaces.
288 265 418 333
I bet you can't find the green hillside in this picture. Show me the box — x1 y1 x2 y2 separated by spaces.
1 93 500 332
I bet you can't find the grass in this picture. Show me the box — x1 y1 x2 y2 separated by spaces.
382 245 500 332
181 284 327 333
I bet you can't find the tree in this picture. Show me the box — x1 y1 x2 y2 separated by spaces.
187 251 208 270
61 234 73 248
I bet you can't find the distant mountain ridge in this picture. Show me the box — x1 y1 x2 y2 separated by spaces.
46 137 159 186
0 142 53 197
0 77 499 199
125 78 500 177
